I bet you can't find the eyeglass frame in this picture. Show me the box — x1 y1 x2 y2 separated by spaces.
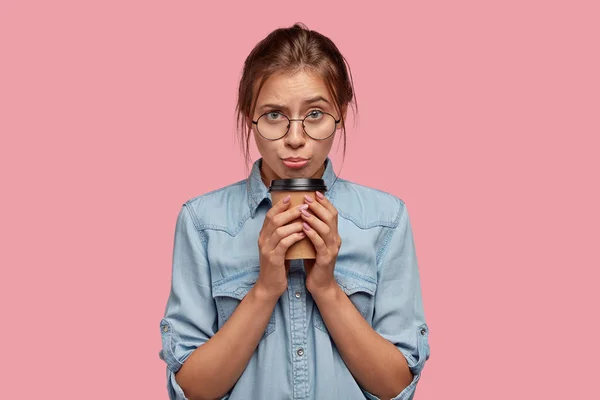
251 110 341 141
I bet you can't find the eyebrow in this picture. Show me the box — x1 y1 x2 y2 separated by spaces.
258 96 330 112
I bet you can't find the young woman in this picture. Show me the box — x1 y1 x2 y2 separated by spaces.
159 23 430 400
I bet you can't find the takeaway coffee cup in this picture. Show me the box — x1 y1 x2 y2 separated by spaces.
269 178 328 260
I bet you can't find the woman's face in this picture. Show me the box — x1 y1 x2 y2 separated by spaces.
251 70 343 185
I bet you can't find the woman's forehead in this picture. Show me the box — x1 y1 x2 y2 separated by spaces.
255 70 333 105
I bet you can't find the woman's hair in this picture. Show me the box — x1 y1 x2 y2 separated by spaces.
235 22 358 168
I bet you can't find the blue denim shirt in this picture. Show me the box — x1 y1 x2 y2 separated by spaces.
159 157 430 400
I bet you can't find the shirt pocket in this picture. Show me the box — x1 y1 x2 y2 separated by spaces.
314 271 377 335
211 268 276 338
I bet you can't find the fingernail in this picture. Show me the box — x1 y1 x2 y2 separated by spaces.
301 209 310 217
298 204 309 211
303 222 311 231
304 194 313 203
316 191 324 199
283 195 291 204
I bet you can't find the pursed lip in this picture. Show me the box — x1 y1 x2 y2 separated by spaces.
282 157 309 162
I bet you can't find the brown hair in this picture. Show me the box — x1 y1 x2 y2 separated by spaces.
235 22 358 170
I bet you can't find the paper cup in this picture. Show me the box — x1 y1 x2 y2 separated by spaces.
269 178 328 260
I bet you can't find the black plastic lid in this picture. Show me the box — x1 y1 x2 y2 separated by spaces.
269 178 328 192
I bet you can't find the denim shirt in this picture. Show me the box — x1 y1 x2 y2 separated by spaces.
159 157 430 400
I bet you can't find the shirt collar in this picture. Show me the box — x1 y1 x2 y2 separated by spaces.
247 157 337 218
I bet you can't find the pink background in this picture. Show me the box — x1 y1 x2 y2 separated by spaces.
1 1 599 398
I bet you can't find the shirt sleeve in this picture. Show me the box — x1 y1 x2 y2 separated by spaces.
361 200 431 400
159 204 219 400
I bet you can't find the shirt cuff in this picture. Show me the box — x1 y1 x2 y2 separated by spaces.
165 368 231 400
361 370 421 400
360 323 430 400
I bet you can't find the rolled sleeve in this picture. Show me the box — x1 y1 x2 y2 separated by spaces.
362 200 431 400
159 203 218 399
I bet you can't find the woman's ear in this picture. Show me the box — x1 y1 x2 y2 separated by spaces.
246 113 253 131
337 105 348 129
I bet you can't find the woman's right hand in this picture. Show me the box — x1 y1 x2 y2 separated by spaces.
255 195 308 300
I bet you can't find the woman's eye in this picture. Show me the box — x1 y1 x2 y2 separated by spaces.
308 110 323 119
267 112 282 120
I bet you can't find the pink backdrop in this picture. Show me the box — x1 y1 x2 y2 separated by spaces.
1 1 599 398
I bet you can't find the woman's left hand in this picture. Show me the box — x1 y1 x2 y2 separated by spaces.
300 191 341 295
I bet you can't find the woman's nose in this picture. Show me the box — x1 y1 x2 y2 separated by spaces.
285 120 306 147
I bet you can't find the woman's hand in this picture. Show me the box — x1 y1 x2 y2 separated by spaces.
256 195 309 300
300 191 342 296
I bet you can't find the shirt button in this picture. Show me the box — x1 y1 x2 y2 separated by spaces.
295 292 301 299
297 348 304 357
420 327 427 336
162 325 169 333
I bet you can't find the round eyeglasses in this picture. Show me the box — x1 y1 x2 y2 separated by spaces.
252 110 341 141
